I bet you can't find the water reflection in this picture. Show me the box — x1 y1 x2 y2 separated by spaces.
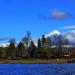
0 64 75 75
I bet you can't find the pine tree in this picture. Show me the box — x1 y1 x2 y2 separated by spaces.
38 38 41 49
29 41 36 58
41 35 46 46
7 42 16 58
45 37 52 47
17 42 25 57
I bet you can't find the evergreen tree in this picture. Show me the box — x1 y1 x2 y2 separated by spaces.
29 41 36 58
41 35 46 46
45 37 52 47
0 50 2 59
17 42 25 57
55 34 64 56
7 42 16 58
38 38 41 49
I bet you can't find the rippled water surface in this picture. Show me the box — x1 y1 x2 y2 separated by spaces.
0 64 75 75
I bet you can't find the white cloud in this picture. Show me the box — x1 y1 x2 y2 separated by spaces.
51 9 74 20
37 9 74 20
62 25 75 29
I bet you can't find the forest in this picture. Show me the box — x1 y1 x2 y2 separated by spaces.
0 31 75 60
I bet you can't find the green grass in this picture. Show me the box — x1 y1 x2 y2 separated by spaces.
0 59 70 64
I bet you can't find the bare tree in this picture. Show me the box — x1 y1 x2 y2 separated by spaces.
22 31 31 50
21 31 31 57
9 38 16 44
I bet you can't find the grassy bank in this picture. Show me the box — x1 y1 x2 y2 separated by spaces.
0 59 71 64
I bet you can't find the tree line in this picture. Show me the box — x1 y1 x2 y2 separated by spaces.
0 31 75 59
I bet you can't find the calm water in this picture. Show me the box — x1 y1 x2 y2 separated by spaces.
0 64 75 75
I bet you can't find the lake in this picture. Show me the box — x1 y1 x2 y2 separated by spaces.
0 64 75 75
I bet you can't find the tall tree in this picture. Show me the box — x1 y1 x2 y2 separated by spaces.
22 31 31 50
22 31 31 57
45 37 52 47
41 35 46 46
37 38 46 58
0 50 2 59
29 41 36 58
37 38 41 50
17 42 26 57
53 34 64 56
7 41 16 58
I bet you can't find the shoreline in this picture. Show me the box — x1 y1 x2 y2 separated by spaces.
0 58 74 64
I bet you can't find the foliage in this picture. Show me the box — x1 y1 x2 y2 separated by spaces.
0 31 74 59
29 41 36 58
17 42 26 57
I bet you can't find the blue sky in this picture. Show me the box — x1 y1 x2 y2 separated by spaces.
0 0 75 42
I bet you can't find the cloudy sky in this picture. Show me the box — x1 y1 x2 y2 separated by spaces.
0 0 75 41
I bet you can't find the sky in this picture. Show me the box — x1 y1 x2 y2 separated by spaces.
0 0 75 42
